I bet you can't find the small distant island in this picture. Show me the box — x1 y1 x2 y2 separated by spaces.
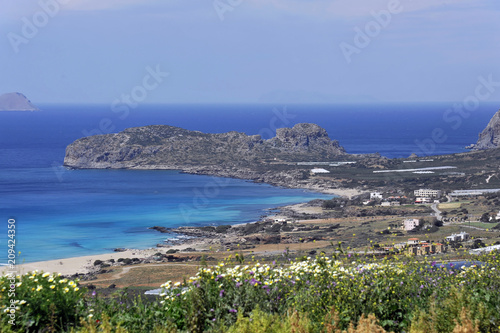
0 92 39 111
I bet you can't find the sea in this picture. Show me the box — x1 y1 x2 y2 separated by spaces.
0 103 498 263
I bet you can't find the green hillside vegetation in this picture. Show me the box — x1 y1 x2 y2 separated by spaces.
2 251 500 333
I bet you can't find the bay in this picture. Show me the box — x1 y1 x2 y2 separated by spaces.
0 103 497 262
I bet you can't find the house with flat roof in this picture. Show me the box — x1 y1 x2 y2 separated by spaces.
446 232 470 242
402 219 420 231
414 189 442 198
415 197 432 204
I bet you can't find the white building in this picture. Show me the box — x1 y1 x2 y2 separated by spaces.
402 219 420 231
370 192 383 200
414 189 442 198
407 238 420 245
311 168 330 174
446 232 470 242
415 197 432 204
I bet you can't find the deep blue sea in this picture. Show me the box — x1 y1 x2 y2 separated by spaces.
0 103 498 263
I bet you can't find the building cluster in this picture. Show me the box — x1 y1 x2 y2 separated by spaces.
393 237 446 255
365 188 444 206
412 188 499 204
364 192 407 206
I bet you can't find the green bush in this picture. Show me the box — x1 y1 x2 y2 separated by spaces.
0 271 86 332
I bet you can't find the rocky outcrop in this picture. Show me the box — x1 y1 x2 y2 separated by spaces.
268 123 344 155
63 123 346 169
0 92 39 111
475 109 500 150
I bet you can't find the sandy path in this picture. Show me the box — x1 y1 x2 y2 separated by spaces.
86 263 200 284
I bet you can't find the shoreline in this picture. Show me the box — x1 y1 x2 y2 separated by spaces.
0 241 208 277
0 197 337 277
1 175 366 277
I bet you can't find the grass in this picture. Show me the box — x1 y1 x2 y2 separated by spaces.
438 202 463 210
459 222 500 230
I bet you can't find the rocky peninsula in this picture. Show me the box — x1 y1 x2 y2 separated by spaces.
64 123 372 194
64 123 346 168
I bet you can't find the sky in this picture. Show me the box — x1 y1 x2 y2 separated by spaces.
0 0 499 104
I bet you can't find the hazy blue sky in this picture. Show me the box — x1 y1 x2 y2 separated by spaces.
1 0 499 104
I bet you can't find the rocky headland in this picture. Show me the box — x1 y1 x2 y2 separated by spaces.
64 123 371 193
64 123 346 169
474 109 500 150
0 92 39 111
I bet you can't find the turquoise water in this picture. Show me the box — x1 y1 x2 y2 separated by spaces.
1 167 327 263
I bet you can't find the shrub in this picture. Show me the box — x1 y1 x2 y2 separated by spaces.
0 271 86 332
156 253 500 332
3 252 500 332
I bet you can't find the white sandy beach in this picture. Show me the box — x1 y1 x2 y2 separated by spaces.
2 187 366 277
0 242 205 277
303 185 366 198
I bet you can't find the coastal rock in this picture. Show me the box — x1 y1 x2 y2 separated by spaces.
0 92 39 111
64 123 346 169
268 123 344 155
149 226 171 233
475 109 500 150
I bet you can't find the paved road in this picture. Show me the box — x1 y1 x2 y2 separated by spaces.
431 203 442 221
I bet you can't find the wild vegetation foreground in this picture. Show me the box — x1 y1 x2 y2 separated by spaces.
2 251 500 332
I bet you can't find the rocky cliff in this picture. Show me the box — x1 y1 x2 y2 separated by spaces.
0 92 39 111
475 109 500 150
64 123 346 169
